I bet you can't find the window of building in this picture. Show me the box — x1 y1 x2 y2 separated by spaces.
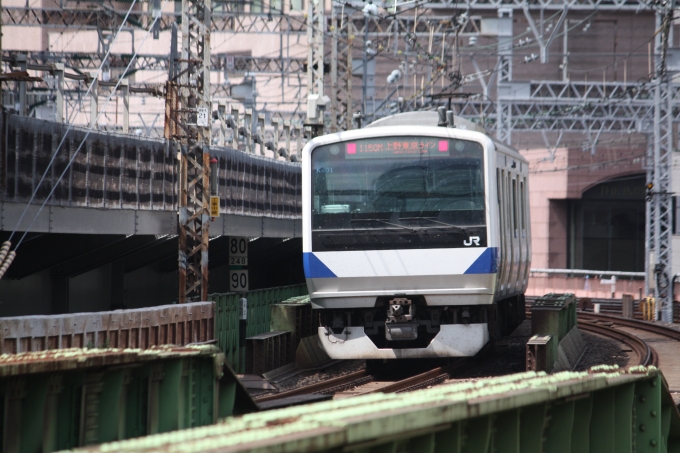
568 175 645 272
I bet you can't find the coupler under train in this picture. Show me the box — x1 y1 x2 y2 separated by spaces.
317 295 525 359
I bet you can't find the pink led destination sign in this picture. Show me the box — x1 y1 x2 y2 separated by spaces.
344 137 451 159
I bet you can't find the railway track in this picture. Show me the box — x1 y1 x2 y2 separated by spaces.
255 360 469 404
577 319 657 367
579 312 680 341
577 312 680 395
524 307 658 367
257 311 680 405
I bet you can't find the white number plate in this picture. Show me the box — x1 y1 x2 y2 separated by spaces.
197 107 209 127
230 270 248 291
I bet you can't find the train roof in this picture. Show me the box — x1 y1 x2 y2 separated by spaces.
365 111 526 162
365 111 487 133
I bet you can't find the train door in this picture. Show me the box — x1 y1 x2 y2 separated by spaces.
515 176 526 292
523 176 532 288
503 168 513 296
496 168 507 296
498 170 508 299
518 177 529 291
507 173 517 292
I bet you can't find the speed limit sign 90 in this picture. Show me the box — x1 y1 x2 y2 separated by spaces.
230 270 248 291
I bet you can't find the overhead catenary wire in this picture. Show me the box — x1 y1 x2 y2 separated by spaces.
6 0 140 245
19 3 659 142
12 0 168 252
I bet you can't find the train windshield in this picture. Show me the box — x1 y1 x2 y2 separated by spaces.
311 136 486 252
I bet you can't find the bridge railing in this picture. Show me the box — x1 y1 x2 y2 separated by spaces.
209 283 309 372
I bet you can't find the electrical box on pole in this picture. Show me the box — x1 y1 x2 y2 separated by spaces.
176 0 212 303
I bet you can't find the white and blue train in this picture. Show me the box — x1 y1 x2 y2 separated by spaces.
302 111 531 359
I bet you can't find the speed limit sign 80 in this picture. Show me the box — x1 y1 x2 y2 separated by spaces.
229 237 248 265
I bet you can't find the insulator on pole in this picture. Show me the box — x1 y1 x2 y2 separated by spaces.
0 241 11 266
0 251 16 280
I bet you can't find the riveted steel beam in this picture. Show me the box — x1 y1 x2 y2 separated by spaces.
61 367 680 453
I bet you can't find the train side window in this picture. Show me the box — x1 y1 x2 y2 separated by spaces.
506 172 511 229
512 178 518 238
497 169 501 207
520 179 526 232
499 169 505 224
501 170 508 230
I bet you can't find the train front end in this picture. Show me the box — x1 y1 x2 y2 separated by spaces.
302 126 498 359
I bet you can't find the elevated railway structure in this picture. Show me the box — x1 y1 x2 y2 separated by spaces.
0 113 303 314
0 114 301 237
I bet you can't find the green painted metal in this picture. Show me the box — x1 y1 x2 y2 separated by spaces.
209 284 308 373
0 346 257 453
270 296 315 362
531 293 578 342
60 367 680 453
529 293 585 373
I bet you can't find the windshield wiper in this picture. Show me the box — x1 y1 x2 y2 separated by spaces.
398 217 470 234
350 218 419 233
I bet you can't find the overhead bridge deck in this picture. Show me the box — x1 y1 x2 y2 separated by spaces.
0 114 302 238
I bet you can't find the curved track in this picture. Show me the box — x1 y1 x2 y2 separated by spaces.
257 312 677 404
577 319 657 367
579 312 680 341
577 312 680 395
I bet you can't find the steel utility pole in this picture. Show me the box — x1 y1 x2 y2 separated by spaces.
306 0 327 137
177 0 212 302
330 5 354 132
647 3 675 322
495 8 513 145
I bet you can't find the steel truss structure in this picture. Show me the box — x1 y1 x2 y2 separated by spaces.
176 0 212 303
330 9 354 132
3 6 483 36
2 51 306 76
306 0 325 132
444 80 656 131
2 6 306 33
647 2 675 322
422 0 653 9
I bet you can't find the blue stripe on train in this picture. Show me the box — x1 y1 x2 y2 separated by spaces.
464 247 499 274
303 252 338 278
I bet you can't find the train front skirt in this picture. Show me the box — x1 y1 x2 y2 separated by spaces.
318 324 489 359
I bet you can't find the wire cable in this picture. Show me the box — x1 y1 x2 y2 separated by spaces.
13 0 168 250
8 0 139 244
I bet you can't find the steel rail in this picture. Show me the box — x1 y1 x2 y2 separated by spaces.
254 370 368 402
256 312 672 404
526 306 658 367
577 319 657 367
255 359 470 403
373 360 470 394
579 312 680 341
